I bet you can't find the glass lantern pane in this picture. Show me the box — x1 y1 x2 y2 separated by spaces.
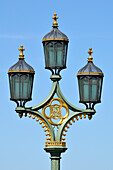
15 75 20 99
55 42 63 67
44 41 67 69
47 43 54 67
28 75 34 98
90 77 97 101
83 84 89 101
82 77 89 101
64 44 68 66
21 74 28 99
11 74 20 99
97 77 103 101
79 77 89 102
78 75 103 104
9 73 33 101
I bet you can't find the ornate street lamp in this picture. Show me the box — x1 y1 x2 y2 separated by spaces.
42 13 69 76
8 45 35 107
8 13 104 170
77 47 104 110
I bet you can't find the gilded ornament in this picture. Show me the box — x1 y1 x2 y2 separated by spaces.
42 98 69 126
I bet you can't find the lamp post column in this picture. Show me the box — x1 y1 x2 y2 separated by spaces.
44 146 67 170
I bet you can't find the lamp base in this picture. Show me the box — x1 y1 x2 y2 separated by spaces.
44 145 67 170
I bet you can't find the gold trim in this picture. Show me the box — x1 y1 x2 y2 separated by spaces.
77 72 104 76
24 112 52 141
42 37 69 42
61 113 87 141
8 69 35 73
52 13 59 28
18 44 25 59
45 141 66 147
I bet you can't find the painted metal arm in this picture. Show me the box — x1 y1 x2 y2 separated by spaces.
15 107 55 141
56 82 95 113
56 111 90 141
31 82 57 110
15 80 95 143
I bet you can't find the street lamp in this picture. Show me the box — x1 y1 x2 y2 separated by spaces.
77 47 104 110
42 13 69 76
8 45 35 107
8 13 104 170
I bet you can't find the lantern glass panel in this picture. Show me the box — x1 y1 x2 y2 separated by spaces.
97 77 103 101
9 73 34 101
44 41 68 69
89 77 97 101
46 42 54 67
78 76 88 102
78 76 103 103
55 42 63 67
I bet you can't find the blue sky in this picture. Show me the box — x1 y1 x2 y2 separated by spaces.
0 0 113 170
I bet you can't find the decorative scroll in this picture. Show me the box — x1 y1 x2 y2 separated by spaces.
42 98 69 126
61 113 88 141
19 112 52 141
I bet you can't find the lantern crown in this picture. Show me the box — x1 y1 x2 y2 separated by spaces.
77 47 104 76
8 45 35 74
77 47 104 109
42 13 69 42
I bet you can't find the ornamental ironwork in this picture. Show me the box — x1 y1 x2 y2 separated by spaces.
42 98 69 126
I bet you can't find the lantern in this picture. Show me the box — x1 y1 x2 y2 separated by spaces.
77 47 104 109
8 45 35 106
42 13 69 75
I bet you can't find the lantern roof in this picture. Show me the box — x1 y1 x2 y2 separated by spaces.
77 47 104 76
8 45 35 73
42 13 69 42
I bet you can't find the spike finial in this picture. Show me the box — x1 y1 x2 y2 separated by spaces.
87 47 93 62
52 13 59 28
18 44 25 59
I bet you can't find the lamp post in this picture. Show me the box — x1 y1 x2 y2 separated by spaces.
8 13 104 170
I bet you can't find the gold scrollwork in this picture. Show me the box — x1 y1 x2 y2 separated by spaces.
42 98 69 126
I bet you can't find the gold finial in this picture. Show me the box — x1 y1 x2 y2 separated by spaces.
18 44 25 59
52 13 59 28
87 47 93 62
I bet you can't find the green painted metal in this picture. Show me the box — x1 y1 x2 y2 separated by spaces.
31 81 57 110
15 79 95 142
44 146 67 170
14 78 96 170
56 111 94 141
56 82 95 113
50 75 62 82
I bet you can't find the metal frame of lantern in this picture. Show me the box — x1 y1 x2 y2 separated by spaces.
8 13 104 170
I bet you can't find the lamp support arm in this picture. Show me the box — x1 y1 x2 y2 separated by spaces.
31 81 57 110
15 107 55 141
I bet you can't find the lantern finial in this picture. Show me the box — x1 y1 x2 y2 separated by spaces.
52 13 59 28
88 47 93 62
19 44 25 59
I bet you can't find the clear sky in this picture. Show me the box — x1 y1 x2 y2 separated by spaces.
0 0 113 170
